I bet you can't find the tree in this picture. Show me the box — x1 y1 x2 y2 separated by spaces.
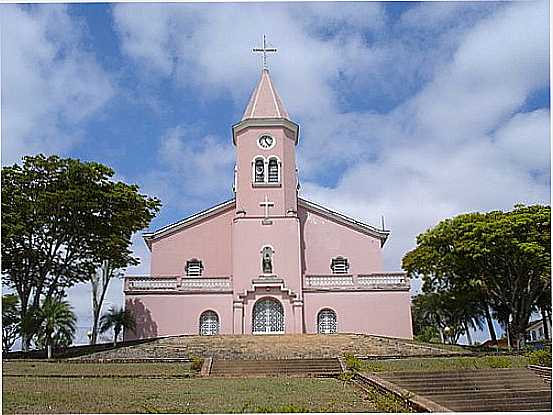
36 297 76 359
403 205 550 348
99 307 136 346
1 155 160 350
2 294 20 352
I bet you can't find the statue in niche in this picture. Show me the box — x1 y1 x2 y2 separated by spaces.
262 246 273 274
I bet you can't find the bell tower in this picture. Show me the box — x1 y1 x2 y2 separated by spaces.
232 68 300 217
230 39 304 334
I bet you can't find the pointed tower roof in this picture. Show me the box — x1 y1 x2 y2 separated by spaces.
242 69 290 120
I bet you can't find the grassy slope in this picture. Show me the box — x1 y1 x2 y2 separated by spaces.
360 355 529 372
2 362 409 414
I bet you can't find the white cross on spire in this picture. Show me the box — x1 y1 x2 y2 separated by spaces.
253 35 277 70
260 195 274 219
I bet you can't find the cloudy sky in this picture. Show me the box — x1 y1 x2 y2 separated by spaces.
1 1 550 344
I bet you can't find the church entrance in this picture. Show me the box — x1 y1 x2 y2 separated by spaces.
252 298 284 334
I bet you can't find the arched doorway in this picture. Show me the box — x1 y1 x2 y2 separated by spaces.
252 298 284 334
199 310 219 335
317 309 337 334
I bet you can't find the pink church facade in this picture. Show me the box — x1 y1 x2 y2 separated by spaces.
124 69 413 340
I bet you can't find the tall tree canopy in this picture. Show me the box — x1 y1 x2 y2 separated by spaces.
403 204 550 347
2 155 161 350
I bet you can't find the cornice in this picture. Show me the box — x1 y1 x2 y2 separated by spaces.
232 118 300 145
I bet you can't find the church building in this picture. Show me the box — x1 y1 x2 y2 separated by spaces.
124 57 412 339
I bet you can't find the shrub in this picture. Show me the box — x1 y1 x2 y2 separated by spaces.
337 372 353 382
343 353 362 372
189 355 204 372
525 349 552 367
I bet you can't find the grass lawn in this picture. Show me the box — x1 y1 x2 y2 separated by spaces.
2 361 193 377
2 362 409 413
360 355 529 372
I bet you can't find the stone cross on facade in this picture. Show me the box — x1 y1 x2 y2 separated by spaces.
260 195 274 219
253 35 277 69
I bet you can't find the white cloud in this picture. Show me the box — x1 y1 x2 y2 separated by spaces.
1 5 114 165
112 0 549 297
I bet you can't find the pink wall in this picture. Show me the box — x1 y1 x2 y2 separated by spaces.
304 291 413 339
235 125 297 217
232 217 302 297
124 293 234 339
298 205 383 275
150 205 234 277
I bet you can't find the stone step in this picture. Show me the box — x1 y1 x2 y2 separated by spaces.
429 390 551 402
446 401 552 412
385 379 545 390
424 387 552 396
378 368 537 379
210 358 342 377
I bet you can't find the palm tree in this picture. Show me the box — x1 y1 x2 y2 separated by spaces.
37 297 77 359
99 307 136 346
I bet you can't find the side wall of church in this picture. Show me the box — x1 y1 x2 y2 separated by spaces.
124 293 234 339
150 206 235 277
298 206 383 275
303 291 413 338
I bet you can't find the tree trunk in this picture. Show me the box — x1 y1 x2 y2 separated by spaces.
541 306 550 340
113 328 120 347
47 333 53 360
91 310 99 345
484 304 497 343
464 320 473 346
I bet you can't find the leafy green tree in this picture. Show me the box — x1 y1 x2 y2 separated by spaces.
1 155 160 350
403 205 550 348
36 297 76 359
99 307 136 346
2 294 20 352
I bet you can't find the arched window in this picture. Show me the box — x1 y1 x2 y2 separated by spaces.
199 310 219 335
318 309 337 334
331 257 349 274
268 158 279 183
254 158 265 183
186 259 203 276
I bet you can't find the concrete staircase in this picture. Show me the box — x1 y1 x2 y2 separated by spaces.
81 334 464 360
377 368 552 412
209 358 343 377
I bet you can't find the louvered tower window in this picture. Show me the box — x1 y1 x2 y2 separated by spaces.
254 159 265 183
331 257 349 274
186 259 203 276
268 158 279 183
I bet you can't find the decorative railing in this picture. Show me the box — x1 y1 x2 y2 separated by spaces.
125 276 232 292
304 275 354 287
304 272 409 290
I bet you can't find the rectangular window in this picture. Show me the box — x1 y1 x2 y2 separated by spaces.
268 159 279 183
186 259 203 276
331 257 349 274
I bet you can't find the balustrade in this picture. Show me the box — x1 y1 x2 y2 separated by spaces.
125 276 232 292
304 273 408 290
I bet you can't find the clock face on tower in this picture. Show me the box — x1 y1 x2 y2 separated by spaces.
258 134 275 149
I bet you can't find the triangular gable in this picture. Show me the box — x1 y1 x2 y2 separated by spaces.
143 198 236 249
298 197 390 246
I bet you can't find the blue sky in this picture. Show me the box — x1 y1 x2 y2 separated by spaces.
1 1 550 344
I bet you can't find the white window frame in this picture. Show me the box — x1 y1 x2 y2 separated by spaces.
199 310 220 336
252 156 267 183
186 258 204 277
331 256 349 274
267 156 281 184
